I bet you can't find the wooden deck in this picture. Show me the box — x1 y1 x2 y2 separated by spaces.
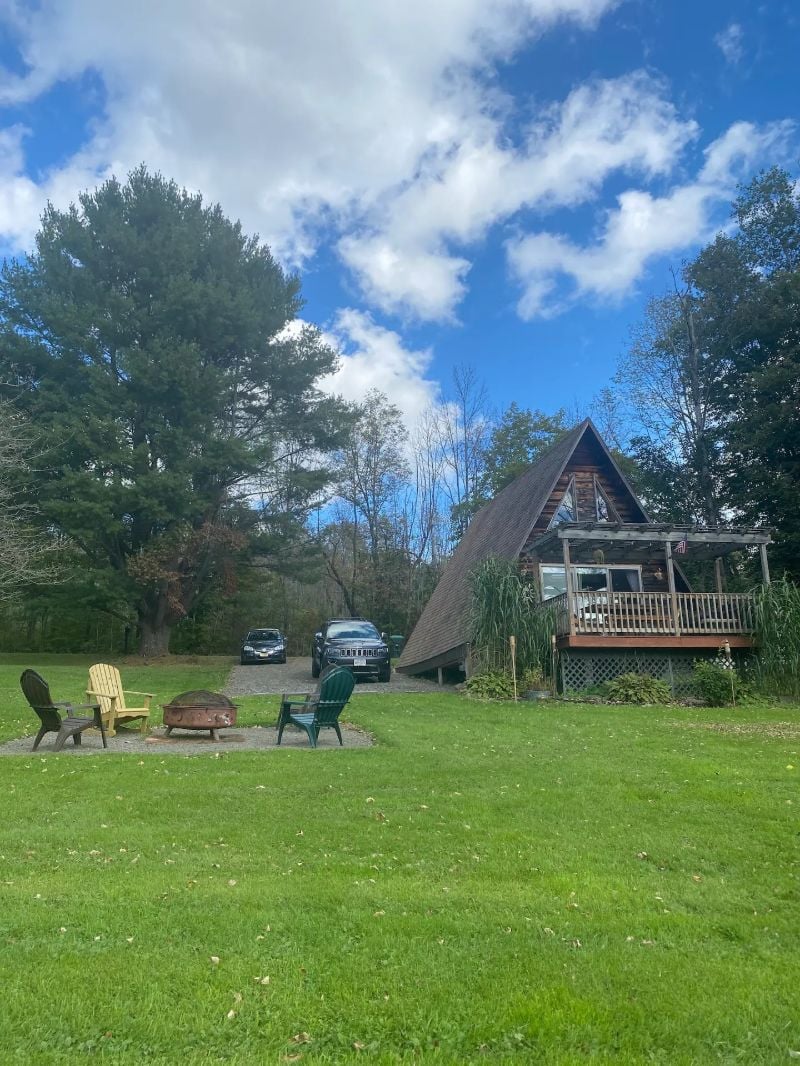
544 591 756 646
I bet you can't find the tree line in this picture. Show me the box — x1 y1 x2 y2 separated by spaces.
0 165 797 655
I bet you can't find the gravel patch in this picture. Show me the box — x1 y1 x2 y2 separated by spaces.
224 657 441 698
0 722 373 756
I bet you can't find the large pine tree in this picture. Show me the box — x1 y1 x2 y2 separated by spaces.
0 168 350 654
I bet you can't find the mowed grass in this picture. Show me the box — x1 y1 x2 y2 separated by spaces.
0 657 798 1064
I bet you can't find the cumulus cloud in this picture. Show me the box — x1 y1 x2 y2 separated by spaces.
340 72 698 318
0 1 788 328
319 309 440 431
0 0 619 264
506 119 794 318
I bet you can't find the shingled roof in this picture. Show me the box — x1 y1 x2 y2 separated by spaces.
397 418 597 676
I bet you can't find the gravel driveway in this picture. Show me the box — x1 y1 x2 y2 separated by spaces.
223 657 440 698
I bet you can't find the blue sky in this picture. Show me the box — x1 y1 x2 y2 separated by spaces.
0 0 797 428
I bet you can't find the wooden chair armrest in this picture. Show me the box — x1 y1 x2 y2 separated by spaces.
281 692 310 704
87 689 117 700
125 690 155 698
66 702 103 717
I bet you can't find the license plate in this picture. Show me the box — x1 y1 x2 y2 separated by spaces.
353 657 367 667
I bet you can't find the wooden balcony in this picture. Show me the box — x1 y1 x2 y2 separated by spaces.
543 591 756 649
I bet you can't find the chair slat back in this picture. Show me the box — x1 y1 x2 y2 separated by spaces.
20 669 62 731
314 667 355 723
88 663 126 718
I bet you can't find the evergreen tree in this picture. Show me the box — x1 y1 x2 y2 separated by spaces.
0 168 350 653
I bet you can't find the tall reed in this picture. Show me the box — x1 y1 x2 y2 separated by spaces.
752 577 800 697
468 557 557 680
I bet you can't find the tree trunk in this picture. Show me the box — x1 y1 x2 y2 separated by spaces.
138 618 172 657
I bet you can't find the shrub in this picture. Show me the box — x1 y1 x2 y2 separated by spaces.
693 660 740 706
520 665 547 692
465 671 517 700
601 672 671 704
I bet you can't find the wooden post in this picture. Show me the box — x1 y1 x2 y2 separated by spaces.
437 667 443 686
714 557 725 594
463 643 472 679
509 635 517 702
760 544 771 586
665 539 680 636
562 536 575 636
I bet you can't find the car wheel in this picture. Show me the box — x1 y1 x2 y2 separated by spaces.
311 656 320 679
378 663 391 683
279 656 287 664
240 657 247 666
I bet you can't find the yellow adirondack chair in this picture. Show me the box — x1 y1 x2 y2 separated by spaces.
86 663 153 737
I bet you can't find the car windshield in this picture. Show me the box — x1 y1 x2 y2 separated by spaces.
247 630 281 642
326 621 380 640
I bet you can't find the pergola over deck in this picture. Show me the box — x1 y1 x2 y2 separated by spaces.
530 522 771 648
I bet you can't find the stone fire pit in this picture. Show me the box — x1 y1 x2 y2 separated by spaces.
162 690 238 741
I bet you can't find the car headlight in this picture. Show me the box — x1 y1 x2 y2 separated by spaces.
243 644 254 652
274 643 285 651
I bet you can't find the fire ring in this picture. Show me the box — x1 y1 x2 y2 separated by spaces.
162 691 238 741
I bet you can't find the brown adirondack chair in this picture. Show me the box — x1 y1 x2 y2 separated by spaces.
86 663 153 737
20 669 107 752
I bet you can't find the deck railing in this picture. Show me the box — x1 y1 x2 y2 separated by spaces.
541 591 756 637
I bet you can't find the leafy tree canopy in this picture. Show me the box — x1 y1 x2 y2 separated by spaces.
482 404 568 496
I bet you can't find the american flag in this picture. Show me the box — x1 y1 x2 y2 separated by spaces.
675 537 688 555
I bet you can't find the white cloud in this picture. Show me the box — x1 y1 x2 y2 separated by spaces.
0 0 619 264
339 71 698 318
715 22 745 65
507 120 794 318
319 309 440 431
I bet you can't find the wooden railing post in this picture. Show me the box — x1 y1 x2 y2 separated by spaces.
665 540 680 636
562 536 575 636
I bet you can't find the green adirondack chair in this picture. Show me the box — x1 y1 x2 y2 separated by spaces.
277 666 356 748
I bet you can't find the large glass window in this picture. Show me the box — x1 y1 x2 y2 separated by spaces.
610 568 641 592
540 566 567 600
548 477 577 529
539 564 641 599
593 476 618 522
576 567 608 593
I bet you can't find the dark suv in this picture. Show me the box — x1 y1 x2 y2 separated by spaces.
311 618 391 682
240 628 287 665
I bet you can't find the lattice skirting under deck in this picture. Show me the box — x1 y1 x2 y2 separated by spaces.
558 648 749 698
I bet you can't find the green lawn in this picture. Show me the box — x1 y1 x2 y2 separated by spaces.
0 656 798 1064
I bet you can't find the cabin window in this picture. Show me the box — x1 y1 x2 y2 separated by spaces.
593 475 618 522
611 568 641 592
540 566 568 599
539 564 641 600
548 476 577 529
576 567 608 593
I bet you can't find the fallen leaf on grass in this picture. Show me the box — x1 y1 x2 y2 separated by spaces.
291 1032 311 1044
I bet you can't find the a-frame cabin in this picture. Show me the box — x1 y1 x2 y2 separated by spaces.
396 419 771 694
